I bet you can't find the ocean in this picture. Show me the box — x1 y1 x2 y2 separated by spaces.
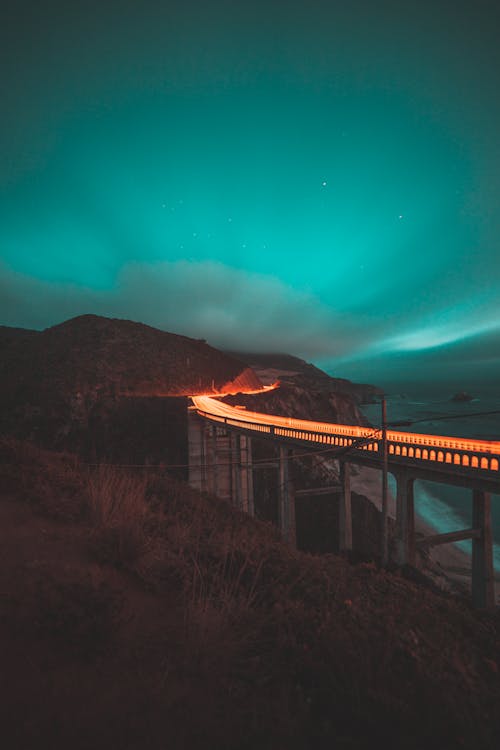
359 391 500 571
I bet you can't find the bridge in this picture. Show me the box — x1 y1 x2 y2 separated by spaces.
188 393 500 608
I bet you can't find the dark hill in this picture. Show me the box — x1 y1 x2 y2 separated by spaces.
0 315 261 401
0 315 261 454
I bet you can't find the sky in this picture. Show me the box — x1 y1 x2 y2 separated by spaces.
1 0 500 393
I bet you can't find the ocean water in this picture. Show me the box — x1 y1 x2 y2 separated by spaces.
360 392 500 571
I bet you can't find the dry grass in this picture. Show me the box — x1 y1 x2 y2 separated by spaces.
1 439 499 749
86 466 154 565
87 465 149 527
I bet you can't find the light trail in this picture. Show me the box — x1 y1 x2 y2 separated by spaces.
192 394 500 473
186 382 279 398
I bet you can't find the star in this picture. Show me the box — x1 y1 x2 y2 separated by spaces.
322 181 327 187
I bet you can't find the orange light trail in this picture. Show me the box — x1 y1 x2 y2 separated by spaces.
192 394 500 471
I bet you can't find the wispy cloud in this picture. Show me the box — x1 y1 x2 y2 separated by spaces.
0 260 365 357
2 259 499 392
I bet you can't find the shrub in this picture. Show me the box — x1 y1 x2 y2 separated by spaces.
86 466 152 566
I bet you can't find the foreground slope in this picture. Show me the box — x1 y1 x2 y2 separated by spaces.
1 438 498 750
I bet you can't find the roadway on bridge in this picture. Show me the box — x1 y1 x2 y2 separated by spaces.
192 394 500 455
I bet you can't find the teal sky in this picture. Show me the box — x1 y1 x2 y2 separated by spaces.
1 0 500 392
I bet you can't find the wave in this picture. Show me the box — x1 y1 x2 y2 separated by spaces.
413 481 500 571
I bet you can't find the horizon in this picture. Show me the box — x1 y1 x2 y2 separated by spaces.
1 1 500 393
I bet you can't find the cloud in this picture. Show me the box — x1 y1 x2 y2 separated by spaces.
0 260 368 358
328 326 500 392
2 259 499 394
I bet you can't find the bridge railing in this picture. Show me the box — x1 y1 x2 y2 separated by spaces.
194 403 500 475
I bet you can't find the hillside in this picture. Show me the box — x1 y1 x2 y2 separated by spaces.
1 437 498 750
0 315 261 400
227 350 382 404
0 315 261 452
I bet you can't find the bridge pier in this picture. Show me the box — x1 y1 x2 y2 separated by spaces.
230 433 243 509
210 424 218 497
240 435 255 516
338 462 353 552
472 490 494 609
189 414 255 514
188 411 207 492
278 446 296 545
394 470 416 566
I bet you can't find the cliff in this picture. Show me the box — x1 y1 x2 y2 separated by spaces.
227 350 383 404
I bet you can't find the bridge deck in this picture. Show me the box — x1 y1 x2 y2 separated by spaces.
192 395 500 494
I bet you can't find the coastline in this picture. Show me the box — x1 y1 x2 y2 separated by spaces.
350 465 500 603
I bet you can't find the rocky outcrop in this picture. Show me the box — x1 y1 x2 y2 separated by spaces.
221 353 373 427
222 379 368 426
226 350 382 404
219 368 264 394
451 391 474 402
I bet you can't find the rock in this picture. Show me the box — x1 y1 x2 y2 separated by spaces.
451 391 473 402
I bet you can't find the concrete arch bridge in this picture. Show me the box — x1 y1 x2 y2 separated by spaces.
188 394 500 608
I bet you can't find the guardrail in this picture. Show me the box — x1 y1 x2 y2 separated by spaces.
193 396 500 476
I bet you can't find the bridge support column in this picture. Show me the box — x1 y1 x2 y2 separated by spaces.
338 462 352 552
230 432 243 509
239 435 254 516
188 412 207 492
210 424 218 497
394 471 416 566
220 430 233 503
472 491 494 609
278 446 295 545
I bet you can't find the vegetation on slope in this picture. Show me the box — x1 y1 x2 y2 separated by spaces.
0 314 261 398
0 314 262 454
1 437 499 750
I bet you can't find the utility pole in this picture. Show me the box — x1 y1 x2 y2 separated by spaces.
381 395 389 565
